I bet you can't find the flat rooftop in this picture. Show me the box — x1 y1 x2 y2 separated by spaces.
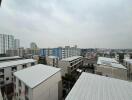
61 56 82 62
0 56 22 61
66 72 132 100
111 63 127 69
14 64 61 88
97 57 118 65
48 56 58 59
0 59 36 68
124 59 132 64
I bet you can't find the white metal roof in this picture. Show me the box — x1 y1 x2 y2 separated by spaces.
0 59 36 68
111 63 127 69
66 72 132 100
0 56 22 61
61 56 82 62
97 57 118 65
14 64 61 88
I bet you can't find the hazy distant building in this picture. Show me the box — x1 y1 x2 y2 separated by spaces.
30 42 37 49
14 39 20 49
0 34 14 54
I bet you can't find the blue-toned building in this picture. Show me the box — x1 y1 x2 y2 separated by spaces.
52 47 62 59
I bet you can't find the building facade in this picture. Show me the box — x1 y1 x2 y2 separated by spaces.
0 34 14 54
14 64 62 100
95 57 127 80
46 56 59 67
58 56 83 76
14 39 20 49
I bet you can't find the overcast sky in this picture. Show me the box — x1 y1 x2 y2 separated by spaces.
0 0 132 49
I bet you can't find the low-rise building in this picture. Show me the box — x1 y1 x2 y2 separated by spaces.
0 56 22 62
58 56 83 76
14 64 62 100
66 72 132 100
123 59 132 80
0 59 37 87
95 57 127 80
46 56 59 67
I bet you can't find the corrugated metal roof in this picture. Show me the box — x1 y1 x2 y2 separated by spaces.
0 56 21 61
66 72 132 100
0 59 36 68
61 56 82 61
14 64 61 88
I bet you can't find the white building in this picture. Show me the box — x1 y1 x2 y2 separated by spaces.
46 56 59 67
14 39 20 49
58 56 83 76
0 34 14 54
95 57 127 80
66 72 132 100
0 59 37 87
14 64 62 100
0 56 22 62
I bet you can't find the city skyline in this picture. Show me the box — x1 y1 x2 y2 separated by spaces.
0 0 132 49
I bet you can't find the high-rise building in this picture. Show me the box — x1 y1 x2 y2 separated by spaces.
30 42 37 49
0 34 14 54
14 39 20 49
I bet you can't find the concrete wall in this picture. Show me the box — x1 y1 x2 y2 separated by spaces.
58 61 69 76
95 65 127 80
33 72 62 100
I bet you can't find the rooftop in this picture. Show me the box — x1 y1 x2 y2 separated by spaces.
0 59 36 68
97 57 118 65
111 63 127 69
0 56 22 61
61 56 82 62
48 56 58 59
124 59 132 64
14 64 61 88
66 72 132 100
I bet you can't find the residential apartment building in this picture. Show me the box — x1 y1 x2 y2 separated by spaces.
123 59 132 80
46 56 59 67
14 39 20 49
58 56 83 76
66 72 132 100
40 46 81 60
6 47 25 57
0 59 37 87
40 48 53 57
14 64 62 100
95 57 127 80
0 34 14 54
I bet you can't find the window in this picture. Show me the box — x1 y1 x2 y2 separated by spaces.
6 77 9 81
19 80 21 87
31 62 35 66
25 85 29 95
23 64 27 68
